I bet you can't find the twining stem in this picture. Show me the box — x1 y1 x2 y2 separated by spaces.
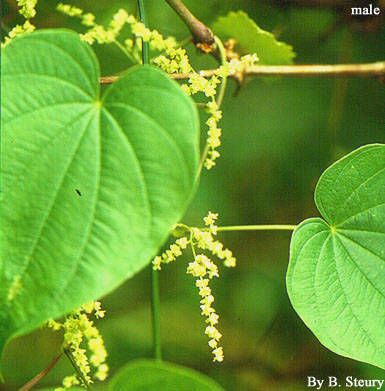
100 61 385 84
173 223 297 236
164 0 214 45
64 348 91 389
173 62 385 78
197 143 210 178
137 0 149 65
137 0 163 362
190 231 197 258
151 268 162 360
214 36 228 108
19 353 63 391
215 225 297 232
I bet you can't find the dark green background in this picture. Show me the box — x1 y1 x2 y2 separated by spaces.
2 0 384 389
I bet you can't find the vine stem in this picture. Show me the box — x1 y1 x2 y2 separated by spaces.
19 353 63 391
137 0 149 65
100 61 385 84
190 231 197 258
215 225 297 232
137 0 163 362
151 268 162 361
214 36 228 108
197 143 210 178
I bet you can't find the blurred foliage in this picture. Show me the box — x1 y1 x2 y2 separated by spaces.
213 11 295 64
109 359 224 390
2 0 384 390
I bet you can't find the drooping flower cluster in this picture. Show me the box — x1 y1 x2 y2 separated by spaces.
179 56 259 170
153 47 191 74
152 212 236 362
203 100 222 169
47 301 108 389
2 0 37 47
153 236 189 270
17 0 38 18
191 214 237 268
180 74 224 170
57 4 128 44
56 4 182 65
155 43 226 169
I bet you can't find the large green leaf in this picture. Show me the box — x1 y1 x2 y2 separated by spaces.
212 11 295 65
109 359 224 391
0 30 199 355
287 144 385 369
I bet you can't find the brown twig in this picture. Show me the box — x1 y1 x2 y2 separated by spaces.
164 0 214 46
19 352 63 391
100 61 385 84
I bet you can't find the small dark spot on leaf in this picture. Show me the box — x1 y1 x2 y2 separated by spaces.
75 189 82 196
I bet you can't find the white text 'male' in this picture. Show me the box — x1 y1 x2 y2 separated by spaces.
351 4 381 15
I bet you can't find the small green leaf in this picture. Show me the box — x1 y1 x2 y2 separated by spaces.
1 30 199 356
212 11 295 65
109 359 224 391
287 144 385 369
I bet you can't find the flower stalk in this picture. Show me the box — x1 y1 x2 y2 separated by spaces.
137 0 163 362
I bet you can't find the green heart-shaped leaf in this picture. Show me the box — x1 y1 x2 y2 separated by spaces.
109 359 224 390
1 30 199 355
287 144 385 369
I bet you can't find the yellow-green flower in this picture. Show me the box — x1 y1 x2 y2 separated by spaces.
47 301 109 388
17 0 38 18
